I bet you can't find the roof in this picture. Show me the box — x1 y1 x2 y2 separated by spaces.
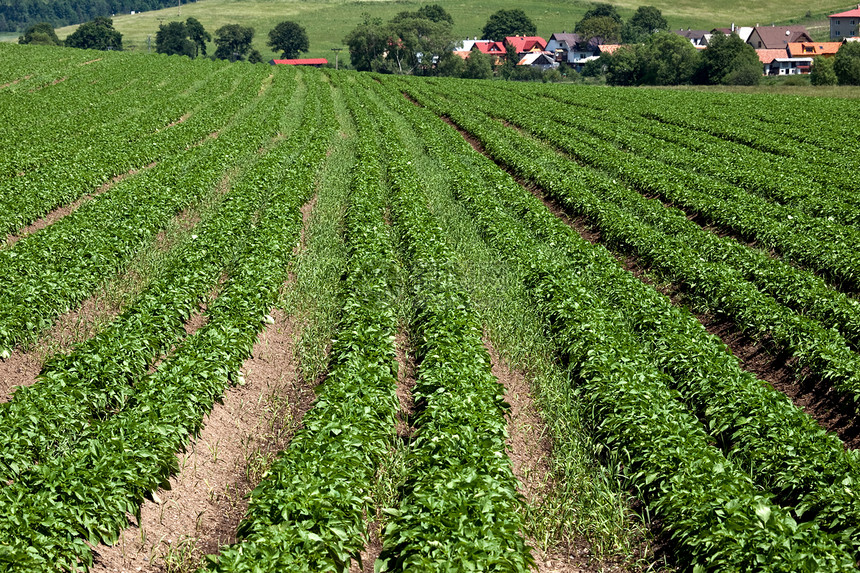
517 52 555 66
674 29 709 40
830 5 860 18
787 42 842 56
505 36 547 52
472 40 506 55
597 44 622 54
756 48 788 64
270 58 328 65
750 26 812 48
548 33 581 45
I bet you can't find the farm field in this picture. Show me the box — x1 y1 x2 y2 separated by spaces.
2 42 860 572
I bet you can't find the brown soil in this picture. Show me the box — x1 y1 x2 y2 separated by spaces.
0 75 32 89
4 162 158 248
487 340 638 573
79 58 103 66
90 309 315 573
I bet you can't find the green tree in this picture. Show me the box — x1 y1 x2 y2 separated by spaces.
416 4 453 25
810 56 838 85
500 41 519 79
577 3 622 26
462 45 493 79
343 14 388 71
834 41 860 85
65 17 122 51
185 17 211 57
156 21 195 57
18 22 61 45
436 50 466 77
248 49 264 63
622 5 667 43
604 44 643 85
640 31 699 85
267 21 309 59
576 15 622 44
701 32 760 85
387 12 452 74
214 24 254 61
481 9 536 42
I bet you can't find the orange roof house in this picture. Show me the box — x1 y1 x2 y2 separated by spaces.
787 42 842 57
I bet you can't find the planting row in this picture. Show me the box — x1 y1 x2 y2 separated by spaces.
382 74 860 569
0 71 334 572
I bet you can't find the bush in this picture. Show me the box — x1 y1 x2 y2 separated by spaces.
834 41 860 85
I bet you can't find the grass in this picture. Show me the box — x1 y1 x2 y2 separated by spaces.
48 0 853 61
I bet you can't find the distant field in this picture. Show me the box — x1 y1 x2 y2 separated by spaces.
50 0 852 61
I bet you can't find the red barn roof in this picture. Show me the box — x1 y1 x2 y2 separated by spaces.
472 41 506 54
270 58 328 66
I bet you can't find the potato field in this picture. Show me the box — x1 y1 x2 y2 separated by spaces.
1 42 860 573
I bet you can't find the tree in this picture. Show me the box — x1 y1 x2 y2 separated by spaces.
481 9 536 42
622 5 667 43
156 21 195 57
640 31 699 85
576 16 621 44
65 17 122 51
577 3 622 26
185 17 211 57
810 56 838 85
834 41 860 85
416 4 453 25
248 49 264 63
214 24 254 61
18 22 61 45
500 41 519 79
343 14 388 71
436 50 466 77
604 44 643 85
462 45 493 79
268 21 309 59
700 32 760 85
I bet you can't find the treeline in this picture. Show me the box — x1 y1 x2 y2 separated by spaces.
0 0 182 32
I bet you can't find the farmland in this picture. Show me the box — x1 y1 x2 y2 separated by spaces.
2 42 860 572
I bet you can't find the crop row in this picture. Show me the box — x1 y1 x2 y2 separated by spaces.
436 79 860 294
0 70 334 573
411 80 860 406
360 78 533 571
383 75 859 570
0 64 285 356
521 87 860 227
0 60 271 238
0 72 311 483
207 73 400 572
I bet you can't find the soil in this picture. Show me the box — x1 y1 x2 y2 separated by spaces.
487 340 641 573
90 309 315 573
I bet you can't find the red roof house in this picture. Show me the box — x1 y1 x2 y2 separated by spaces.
504 36 547 55
829 5 860 40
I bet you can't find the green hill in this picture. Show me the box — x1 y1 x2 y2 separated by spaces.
53 0 847 61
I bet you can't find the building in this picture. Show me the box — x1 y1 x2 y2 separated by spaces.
673 29 711 47
786 42 842 58
747 26 812 49
829 5 860 40
546 33 599 70
269 58 328 67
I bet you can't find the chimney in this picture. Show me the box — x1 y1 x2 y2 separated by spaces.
731 22 735 32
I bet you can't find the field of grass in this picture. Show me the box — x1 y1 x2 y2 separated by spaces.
47 0 853 61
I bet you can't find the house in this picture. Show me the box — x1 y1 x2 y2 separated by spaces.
269 58 328 67
546 32 599 69
518 52 558 70
829 5 860 40
673 29 711 47
711 25 754 43
465 40 507 65
746 25 812 49
786 42 842 58
504 36 547 57
756 48 811 75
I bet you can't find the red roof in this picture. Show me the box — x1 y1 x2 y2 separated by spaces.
271 58 328 65
756 48 787 64
830 5 860 18
472 41 506 55
504 36 547 53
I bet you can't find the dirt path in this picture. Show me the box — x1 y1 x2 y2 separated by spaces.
90 309 315 572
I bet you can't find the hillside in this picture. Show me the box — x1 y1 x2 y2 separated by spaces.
49 0 848 61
